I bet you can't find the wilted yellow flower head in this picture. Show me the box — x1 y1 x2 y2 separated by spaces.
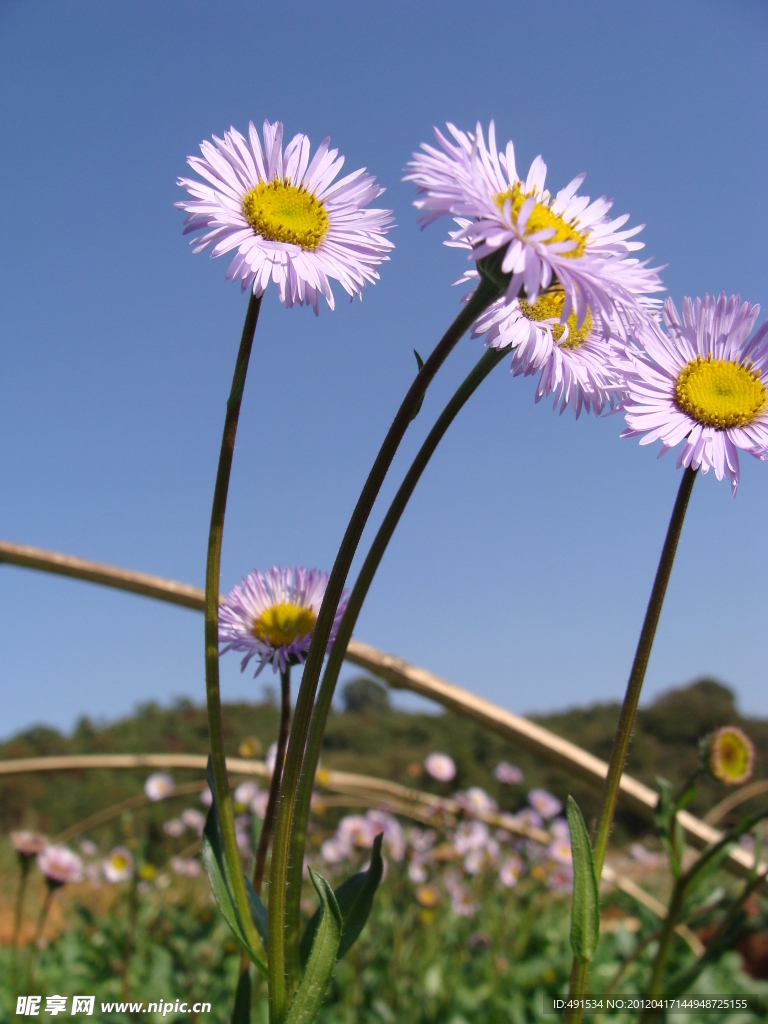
703 726 755 786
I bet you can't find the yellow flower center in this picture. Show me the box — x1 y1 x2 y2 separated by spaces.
111 854 128 871
518 286 593 350
251 602 317 647
494 184 588 258
242 179 329 251
675 356 767 429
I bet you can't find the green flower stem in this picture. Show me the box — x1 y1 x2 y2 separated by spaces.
253 666 292 895
27 884 55 991
11 861 31 1003
283 344 510 963
641 808 768 1018
566 464 697 1019
234 665 292 998
592 465 697 880
664 861 768 1002
204 292 263 960
640 878 686 1015
266 274 501 1024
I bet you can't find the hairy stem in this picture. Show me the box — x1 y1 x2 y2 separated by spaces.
266 275 501 1022
204 292 263 959
566 465 697 1019
283 344 509 953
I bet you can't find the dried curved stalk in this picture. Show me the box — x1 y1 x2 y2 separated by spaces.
0 539 762 882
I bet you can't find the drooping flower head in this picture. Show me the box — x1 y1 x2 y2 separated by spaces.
703 726 755 786
424 752 456 782
37 845 83 887
219 566 349 676
621 294 768 494
471 280 661 417
102 846 134 884
144 772 174 801
177 120 394 314
405 122 662 332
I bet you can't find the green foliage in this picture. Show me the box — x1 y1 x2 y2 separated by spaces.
201 761 267 973
301 833 384 967
285 870 342 1024
1 861 764 1024
565 797 599 961
340 679 389 716
232 969 252 1024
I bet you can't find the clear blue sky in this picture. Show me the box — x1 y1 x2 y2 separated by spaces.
1 0 767 740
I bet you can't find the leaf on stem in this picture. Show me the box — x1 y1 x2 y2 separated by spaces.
300 832 384 968
285 868 343 1024
410 350 425 421
566 796 600 961
231 968 252 1024
201 759 267 974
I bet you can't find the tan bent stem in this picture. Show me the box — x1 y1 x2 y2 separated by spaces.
0 538 762 882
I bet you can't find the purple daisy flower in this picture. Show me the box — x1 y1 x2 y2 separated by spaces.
405 121 662 332
177 120 394 314
621 293 768 494
219 566 349 676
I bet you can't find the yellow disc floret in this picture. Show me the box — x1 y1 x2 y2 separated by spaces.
494 185 588 258
242 178 329 251
675 356 766 430
518 285 593 350
251 602 317 647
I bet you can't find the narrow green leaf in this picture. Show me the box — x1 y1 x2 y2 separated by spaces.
653 777 674 832
285 868 342 1024
566 796 600 960
300 833 384 967
244 874 269 951
676 781 698 813
230 967 251 1024
202 759 267 975
250 810 263 857
410 350 425 421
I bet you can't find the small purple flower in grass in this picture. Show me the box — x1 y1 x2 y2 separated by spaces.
528 789 562 819
455 787 497 816
499 854 524 888
144 772 174 801
424 752 456 782
171 856 201 878
177 120 394 315
234 782 260 807
219 566 349 677
37 845 83 887
103 846 134 884
181 809 205 834
547 837 572 866
450 886 477 917
493 762 523 785
621 293 768 495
